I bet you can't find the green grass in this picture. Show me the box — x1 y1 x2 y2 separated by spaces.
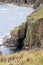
27 6 43 23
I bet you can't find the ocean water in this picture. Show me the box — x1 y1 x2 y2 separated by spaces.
0 3 34 55
0 3 34 38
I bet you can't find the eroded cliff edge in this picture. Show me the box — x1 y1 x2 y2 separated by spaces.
3 6 43 50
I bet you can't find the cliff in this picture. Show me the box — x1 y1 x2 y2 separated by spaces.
4 5 42 50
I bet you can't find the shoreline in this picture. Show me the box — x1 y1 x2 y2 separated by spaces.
0 2 34 8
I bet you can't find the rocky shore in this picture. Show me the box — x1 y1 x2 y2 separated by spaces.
0 0 43 8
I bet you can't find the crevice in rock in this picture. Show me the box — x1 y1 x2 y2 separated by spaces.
24 0 27 4
17 22 28 50
17 38 24 50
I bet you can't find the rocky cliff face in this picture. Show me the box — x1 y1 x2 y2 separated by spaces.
10 22 27 49
24 18 43 49
10 18 43 49
3 6 43 50
8 6 43 49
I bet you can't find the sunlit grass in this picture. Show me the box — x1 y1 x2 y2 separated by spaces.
0 49 43 65
27 6 43 23
0 63 9 65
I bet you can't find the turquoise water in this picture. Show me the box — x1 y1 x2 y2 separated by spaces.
0 3 34 55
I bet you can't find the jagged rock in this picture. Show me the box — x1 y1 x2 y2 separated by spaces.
10 22 27 48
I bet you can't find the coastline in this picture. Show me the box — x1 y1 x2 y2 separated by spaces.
0 2 34 8
0 2 34 48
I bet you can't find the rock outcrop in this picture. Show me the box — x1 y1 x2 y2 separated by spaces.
24 18 43 49
10 22 27 49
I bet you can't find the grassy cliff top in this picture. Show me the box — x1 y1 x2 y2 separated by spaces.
27 6 43 23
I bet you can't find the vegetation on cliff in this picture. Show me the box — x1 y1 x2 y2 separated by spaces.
3 5 43 49
24 6 43 48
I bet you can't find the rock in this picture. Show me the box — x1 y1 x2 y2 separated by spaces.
10 22 27 49
3 36 10 47
29 18 43 48
33 0 41 9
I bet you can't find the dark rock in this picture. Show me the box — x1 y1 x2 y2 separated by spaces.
10 22 27 49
